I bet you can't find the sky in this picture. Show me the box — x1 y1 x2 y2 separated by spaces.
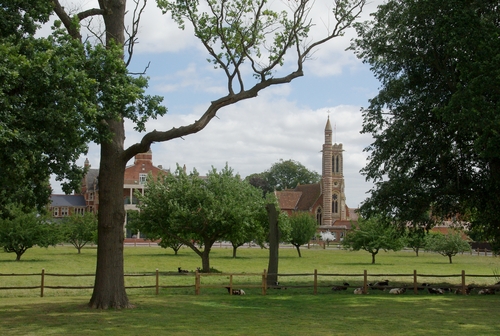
49 0 384 208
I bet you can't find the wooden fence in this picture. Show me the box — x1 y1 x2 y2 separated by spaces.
1 269 498 297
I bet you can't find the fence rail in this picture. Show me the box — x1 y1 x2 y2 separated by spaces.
1 269 499 297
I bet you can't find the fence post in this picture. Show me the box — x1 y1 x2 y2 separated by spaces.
155 269 159 295
229 274 233 295
363 270 368 294
195 270 200 295
40 268 45 298
262 269 267 295
461 270 466 295
413 270 418 294
313 269 318 295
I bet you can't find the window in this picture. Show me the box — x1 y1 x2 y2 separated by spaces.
89 192 94 201
61 207 69 217
139 173 147 184
53 207 59 217
332 194 338 214
316 207 322 225
75 208 85 215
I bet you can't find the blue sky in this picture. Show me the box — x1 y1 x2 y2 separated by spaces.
50 0 384 207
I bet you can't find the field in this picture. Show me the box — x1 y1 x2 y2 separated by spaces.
1 244 499 335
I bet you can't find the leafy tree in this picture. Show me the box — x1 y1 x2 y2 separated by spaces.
352 1 500 250
288 212 317 257
405 227 427 257
264 159 321 191
1 3 100 215
136 165 267 272
424 231 471 264
0 205 59 261
342 215 403 264
245 173 272 196
2 0 366 308
60 212 98 254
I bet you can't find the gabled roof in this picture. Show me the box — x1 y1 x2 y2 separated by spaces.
50 195 86 207
275 190 302 210
294 183 321 211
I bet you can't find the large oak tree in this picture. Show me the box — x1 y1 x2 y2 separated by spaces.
351 0 500 249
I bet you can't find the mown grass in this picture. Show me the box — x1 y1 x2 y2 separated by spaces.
1 245 499 335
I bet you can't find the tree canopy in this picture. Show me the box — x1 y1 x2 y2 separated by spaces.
352 0 500 249
137 165 268 272
248 159 321 193
342 215 403 264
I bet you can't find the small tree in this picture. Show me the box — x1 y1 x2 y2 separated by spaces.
137 164 267 272
425 231 471 264
60 212 98 254
288 212 317 257
405 227 427 257
0 205 58 261
342 215 403 264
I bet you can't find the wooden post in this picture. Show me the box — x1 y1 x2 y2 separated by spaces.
363 270 368 294
40 268 45 298
262 269 267 295
313 269 318 295
461 270 466 295
195 270 200 295
155 269 159 295
229 274 233 295
413 270 418 294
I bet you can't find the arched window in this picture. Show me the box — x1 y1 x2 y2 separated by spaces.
316 207 322 225
336 156 340 173
332 194 338 214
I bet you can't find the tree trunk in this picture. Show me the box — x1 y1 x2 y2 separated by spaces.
89 127 130 308
371 253 376 264
87 0 132 310
201 246 211 272
266 204 279 286
448 255 453 264
295 245 302 257
232 245 238 258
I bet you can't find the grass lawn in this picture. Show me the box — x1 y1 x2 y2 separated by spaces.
0 245 499 335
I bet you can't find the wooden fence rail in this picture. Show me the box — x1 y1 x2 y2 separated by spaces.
1 269 498 297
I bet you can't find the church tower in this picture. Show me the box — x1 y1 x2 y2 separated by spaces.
321 117 347 225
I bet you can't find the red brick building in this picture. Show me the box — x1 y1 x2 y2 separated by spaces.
275 118 358 242
51 150 168 237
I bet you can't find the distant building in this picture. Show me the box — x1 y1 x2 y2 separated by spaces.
49 194 86 220
50 150 168 237
276 117 358 242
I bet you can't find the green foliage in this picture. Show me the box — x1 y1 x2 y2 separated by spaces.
248 159 321 192
288 212 317 257
0 13 166 215
136 164 267 271
342 215 403 264
60 212 98 254
0 204 58 261
352 0 500 246
424 231 471 264
404 227 427 257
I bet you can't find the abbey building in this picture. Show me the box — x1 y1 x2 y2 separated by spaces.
276 117 358 241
